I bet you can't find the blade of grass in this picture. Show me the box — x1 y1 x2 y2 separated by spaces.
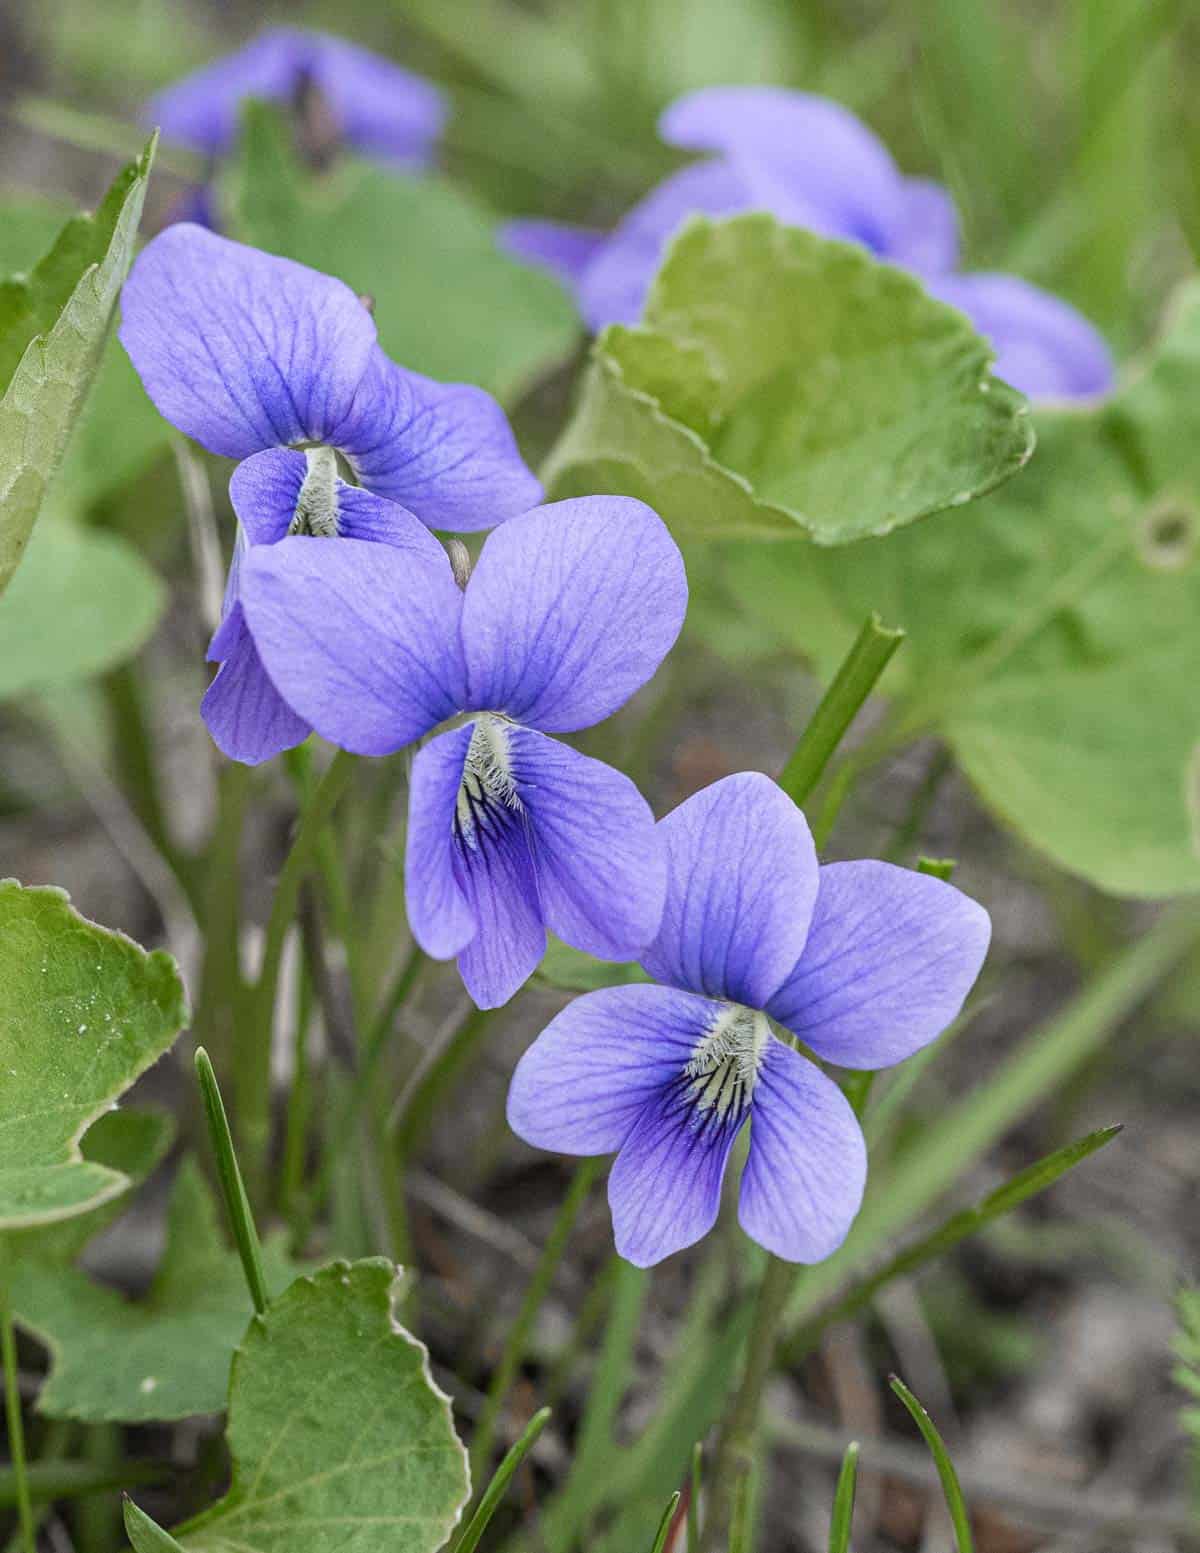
889 1376 973 1552
650 1491 681 1553
828 1441 859 1553
786 1126 1120 1359
194 1047 269 1317
0 1257 33 1553
785 906 1199 1330
453 1408 551 1553
471 1159 601 1479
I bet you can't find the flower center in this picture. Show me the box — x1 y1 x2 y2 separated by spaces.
683 1003 769 1127
288 446 340 538
454 715 521 851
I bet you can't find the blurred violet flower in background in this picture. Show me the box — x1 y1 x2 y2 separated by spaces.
145 25 447 169
508 773 991 1267
234 497 687 1008
503 85 1113 402
119 225 541 765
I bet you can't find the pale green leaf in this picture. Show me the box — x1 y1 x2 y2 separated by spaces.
125 1498 187 1553
0 137 155 596
175 1260 470 1553
535 936 649 992
544 213 1033 541
9 1107 174 1267
0 193 73 274
13 1161 305 1423
0 517 165 698
720 279 1200 896
0 878 186 1228
225 106 577 405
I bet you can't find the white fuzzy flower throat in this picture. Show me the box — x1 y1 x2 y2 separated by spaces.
455 715 521 849
684 1003 769 1126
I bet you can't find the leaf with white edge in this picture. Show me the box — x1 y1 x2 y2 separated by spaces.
544 213 1033 542
0 517 165 698
173 1260 470 1553
9 1107 174 1267
0 878 186 1228
0 137 155 596
718 279 1200 897
224 106 577 405
12 1161 306 1423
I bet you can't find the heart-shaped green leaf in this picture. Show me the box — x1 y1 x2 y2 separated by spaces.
715 280 1200 896
0 879 186 1228
544 212 1033 541
0 516 165 698
0 136 155 597
13 1161 305 1423
174 1260 470 1552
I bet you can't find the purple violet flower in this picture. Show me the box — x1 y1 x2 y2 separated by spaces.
119 225 540 529
233 496 688 1007
507 773 991 1267
145 26 447 169
502 85 1113 402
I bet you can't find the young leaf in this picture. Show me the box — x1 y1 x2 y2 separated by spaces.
173 1260 470 1553
544 212 1033 541
11 1161 304 1422
224 105 577 404
0 517 164 697
719 279 1200 896
0 136 155 596
0 880 186 1228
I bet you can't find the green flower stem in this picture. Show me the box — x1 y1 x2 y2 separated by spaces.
702 609 906 1551
192 760 252 1077
195 1048 269 1317
0 1251 34 1553
388 1004 492 1160
281 936 315 1236
295 948 426 1249
699 1255 797 1552
469 1157 601 1480
777 613 904 809
239 746 357 1204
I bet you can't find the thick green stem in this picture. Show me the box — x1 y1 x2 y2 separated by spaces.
699 1256 797 1552
239 747 356 1205
777 614 904 809
470 1158 601 1479
0 1256 34 1553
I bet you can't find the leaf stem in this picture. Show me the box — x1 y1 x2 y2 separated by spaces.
195 1048 269 1317
470 1157 601 1479
239 746 357 1203
778 613 904 809
0 1255 34 1553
